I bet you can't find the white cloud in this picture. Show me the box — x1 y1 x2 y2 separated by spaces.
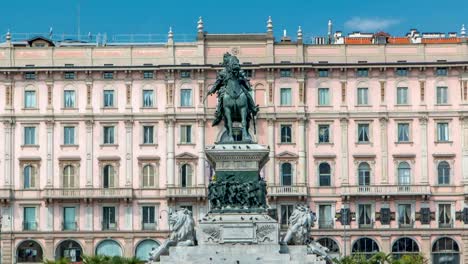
344 17 400 32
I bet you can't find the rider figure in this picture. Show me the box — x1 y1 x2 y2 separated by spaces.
207 53 259 126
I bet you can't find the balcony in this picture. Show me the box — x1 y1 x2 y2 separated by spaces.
318 220 334 229
358 221 375 229
102 221 118 231
167 186 206 199
342 185 431 197
398 220 415 229
267 185 308 198
43 188 133 200
23 221 38 231
62 221 78 231
142 222 157 230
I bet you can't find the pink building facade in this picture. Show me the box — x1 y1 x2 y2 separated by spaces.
0 20 468 263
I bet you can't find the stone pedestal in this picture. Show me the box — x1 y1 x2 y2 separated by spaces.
198 213 279 245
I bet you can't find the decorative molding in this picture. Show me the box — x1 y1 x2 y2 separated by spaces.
432 153 456 159
276 151 299 159
175 152 198 160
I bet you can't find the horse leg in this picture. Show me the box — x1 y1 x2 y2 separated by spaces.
240 106 251 141
224 107 234 142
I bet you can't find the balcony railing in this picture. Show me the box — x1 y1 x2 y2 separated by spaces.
142 222 157 230
43 188 133 200
102 221 118 231
398 220 415 228
358 221 375 229
318 220 334 229
268 185 308 197
439 220 453 228
342 185 431 196
23 221 38 231
167 186 206 198
62 221 78 231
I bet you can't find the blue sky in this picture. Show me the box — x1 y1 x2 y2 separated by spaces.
0 0 466 39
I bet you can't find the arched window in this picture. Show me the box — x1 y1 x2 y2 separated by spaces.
432 237 460 264
23 165 36 189
392 237 420 259
95 240 122 257
358 163 370 186
319 163 331 186
181 164 192 187
17 240 43 262
438 161 450 185
352 237 380 259
280 125 292 143
103 165 115 188
142 165 156 187
316 237 340 263
398 162 411 185
135 239 161 261
55 240 83 262
63 165 75 188
281 163 292 186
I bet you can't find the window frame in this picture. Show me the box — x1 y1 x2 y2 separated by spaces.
180 88 193 107
180 124 193 144
357 87 369 105
356 122 371 143
142 89 155 108
280 87 292 106
396 122 411 143
396 87 409 105
142 125 156 145
24 88 38 109
103 89 116 108
280 162 293 186
280 124 293 143
23 125 38 146
63 89 77 109
317 87 330 106
435 121 450 142
436 86 449 105
318 162 332 187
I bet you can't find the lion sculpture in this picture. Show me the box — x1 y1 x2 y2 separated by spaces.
148 208 196 263
281 205 332 262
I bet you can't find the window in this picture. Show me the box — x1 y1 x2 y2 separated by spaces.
95 240 122 257
280 125 292 143
142 90 154 107
143 71 153 79
280 88 292 106
143 126 154 144
436 67 448 76
358 204 373 227
281 163 292 186
103 165 115 188
135 240 160 262
103 72 114 79
398 162 411 185
318 124 330 143
397 123 410 142
24 90 37 108
24 72 36 80
103 126 115 144
398 204 413 227
180 89 192 106
357 68 369 77
316 238 340 257
318 69 329 77
56 240 82 262
64 126 75 145
23 207 37 230
103 90 115 107
280 204 294 227
437 122 449 142
280 69 292 78
357 88 368 105
181 164 192 187
438 161 450 185
436 86 448 104
420 208 431 224
243 70 253 78
64 90 76 108
180 70 191 78
64 72 75 80
63 165 76 188
23 165 36 189
396 68 408 77
392 238 420 260
318 204 333 228
319 163 331 186
358 162 370 186
102 207 116 230
142 206 156 230
357 123 370 143
63 207 77 230
432 237 460 264
17 240 43 262
318 88 330 105
180 125 192 144
439 204 452 227
24 127 36 145
142 165 156 187
380 208 391 225
396 87 408 104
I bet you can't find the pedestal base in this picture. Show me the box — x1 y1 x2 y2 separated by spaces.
159 244 327 264
198 213 279 245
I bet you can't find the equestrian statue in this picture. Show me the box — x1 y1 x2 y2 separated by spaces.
206 53 259 143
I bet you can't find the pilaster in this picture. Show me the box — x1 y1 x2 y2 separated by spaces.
267 118 276 185
421 234 431 261
419 116 429 184
380 117 388 184
3 120 14 188
125 120 133 187
340 118 349 185
46 120 54 187
197 119 206 186
297 117 307 185
86 80 93 112
125 80 133 111
85 120 94 187
461 116 468 184
46 80 53 113
166 119 175 187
